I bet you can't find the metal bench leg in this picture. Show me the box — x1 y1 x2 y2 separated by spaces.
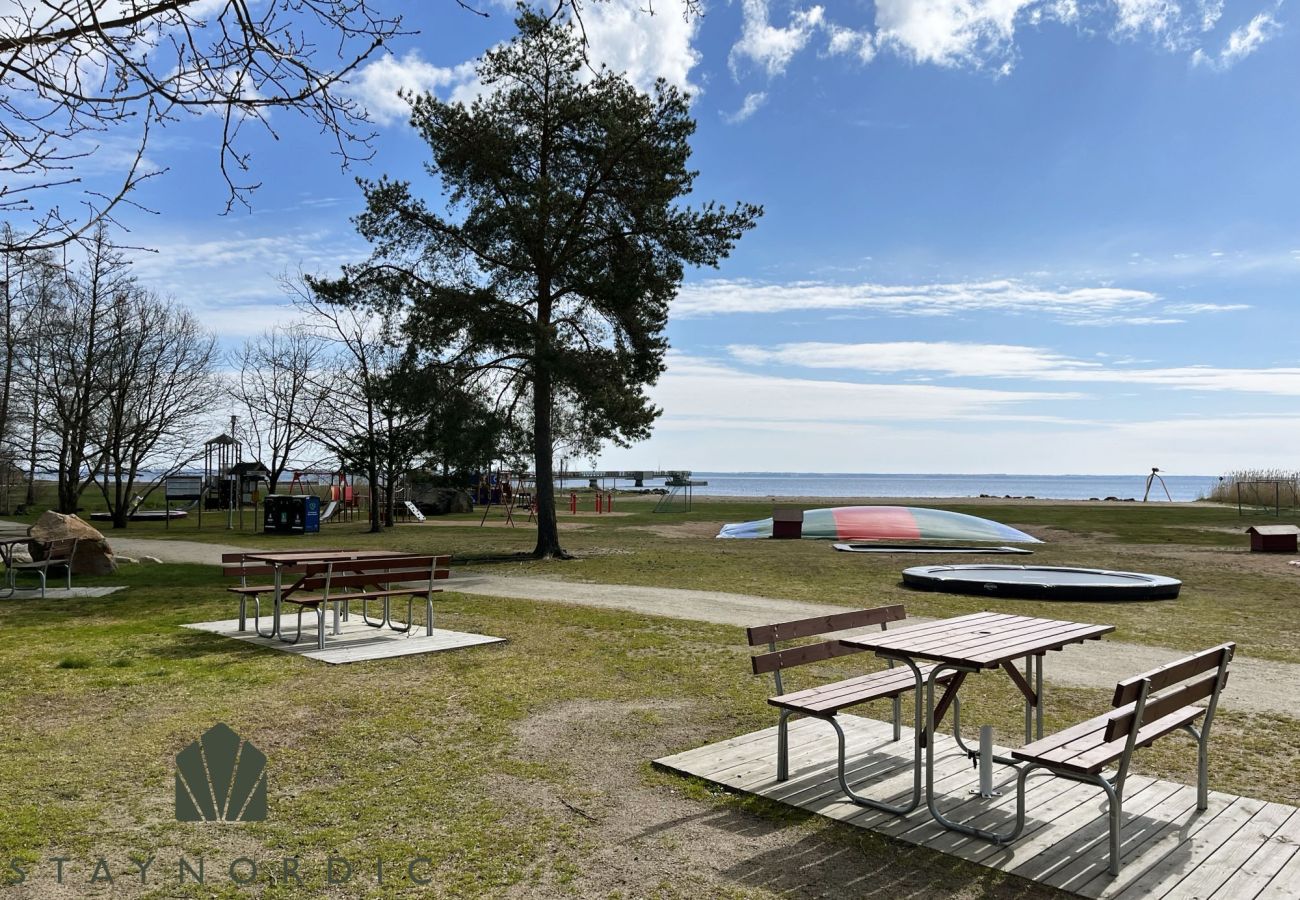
425 595 434 636
388 596 413 634
892 696 901 741
278 607 306 644
278 605 323 646
253 597 276 639
826 711 922 815
776 709 793 782
1182 722 1210 810
360 597 384 628
1103 776 1123 875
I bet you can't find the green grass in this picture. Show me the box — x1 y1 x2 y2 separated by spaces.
70 493 1300 663
3 494 1299 895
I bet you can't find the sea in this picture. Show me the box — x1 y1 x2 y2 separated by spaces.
679 472 1222 502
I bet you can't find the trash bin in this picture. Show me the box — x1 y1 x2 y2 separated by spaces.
303 495 320 534
263 494 294 534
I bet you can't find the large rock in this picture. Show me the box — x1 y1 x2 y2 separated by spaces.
418 488 474 516
27 511 117 575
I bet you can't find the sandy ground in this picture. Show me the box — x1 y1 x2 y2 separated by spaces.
77 534 1296 717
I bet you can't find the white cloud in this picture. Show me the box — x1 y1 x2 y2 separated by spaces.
124 226 367 338
727 340 1300 395
652 353 1080 426
730 0 826 76
1112 0 1185 40
580 0 703 94
873 0 1034 69
724 91 768 123
598 408 1300 475
826 25 877 61
1192 11 1283 69
1162 302 1250 313
673 277 1162 323
349 51 478 124
351 0 702 122
722 0 1280 80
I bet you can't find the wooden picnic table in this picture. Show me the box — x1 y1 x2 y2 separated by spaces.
840 611 1114 841
239 549 409 638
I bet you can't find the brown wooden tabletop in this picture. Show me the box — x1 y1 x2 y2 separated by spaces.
839 611 1114 669
241 549 408 566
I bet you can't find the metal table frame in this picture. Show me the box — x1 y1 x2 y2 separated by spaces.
840 612 1114 840
238 549 407 640
0 537 28 598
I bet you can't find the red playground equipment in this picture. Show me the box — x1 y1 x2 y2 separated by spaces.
287 468 363 522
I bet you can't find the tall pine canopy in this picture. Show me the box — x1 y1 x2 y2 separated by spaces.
314 9 761 557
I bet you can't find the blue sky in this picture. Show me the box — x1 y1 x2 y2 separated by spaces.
81 0 1300 475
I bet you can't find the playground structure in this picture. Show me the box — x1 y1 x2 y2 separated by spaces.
1142 467 1173 502
175 427 270 529
288 468 363 523
476 470 537 527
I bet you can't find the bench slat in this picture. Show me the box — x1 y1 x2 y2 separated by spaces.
1015 706 1206 774
282 588 438 606
750 639 866 675
1103 670 1226 742
746 605 905 646
769 664 951 714
1112 643 1234 706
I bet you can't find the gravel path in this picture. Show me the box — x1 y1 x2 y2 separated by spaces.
86 535 1293 716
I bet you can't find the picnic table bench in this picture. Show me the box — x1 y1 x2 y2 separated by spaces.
996 641 1235 875
223 551 451 648
748 605 958 814
280 554 452 648
3 537 78 598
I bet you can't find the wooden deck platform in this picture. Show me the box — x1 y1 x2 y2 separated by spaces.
654 715 1300 898
184 617 505 664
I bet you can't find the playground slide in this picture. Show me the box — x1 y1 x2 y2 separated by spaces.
403 500 427 522
318 500 339 523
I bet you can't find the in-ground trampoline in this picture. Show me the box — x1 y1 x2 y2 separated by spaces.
902 564 1181 601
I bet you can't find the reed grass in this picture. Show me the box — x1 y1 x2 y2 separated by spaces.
1202 468 1300 508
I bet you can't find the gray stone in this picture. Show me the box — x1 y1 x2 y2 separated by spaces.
27 511 117 575
416 488 474 516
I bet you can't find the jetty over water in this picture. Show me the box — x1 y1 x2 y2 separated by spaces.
550 469 700 489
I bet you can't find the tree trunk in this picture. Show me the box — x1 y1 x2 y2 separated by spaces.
531 365 566 559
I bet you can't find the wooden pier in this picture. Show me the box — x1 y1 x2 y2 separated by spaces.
654 714 1300 898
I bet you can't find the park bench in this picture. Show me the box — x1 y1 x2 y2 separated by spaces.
996 642 1235 875
5 537 78 597
279 555 452 649
748 606 957 814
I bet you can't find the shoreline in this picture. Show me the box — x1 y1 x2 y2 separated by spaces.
664 494 1225 508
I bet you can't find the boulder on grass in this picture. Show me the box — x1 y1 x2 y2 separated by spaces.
27 511 117 575
420 488 474 516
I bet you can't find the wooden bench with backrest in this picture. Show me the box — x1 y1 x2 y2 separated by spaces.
278 555 452 650
5 537 78 597
748 606 958 815
992 642 1235 875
